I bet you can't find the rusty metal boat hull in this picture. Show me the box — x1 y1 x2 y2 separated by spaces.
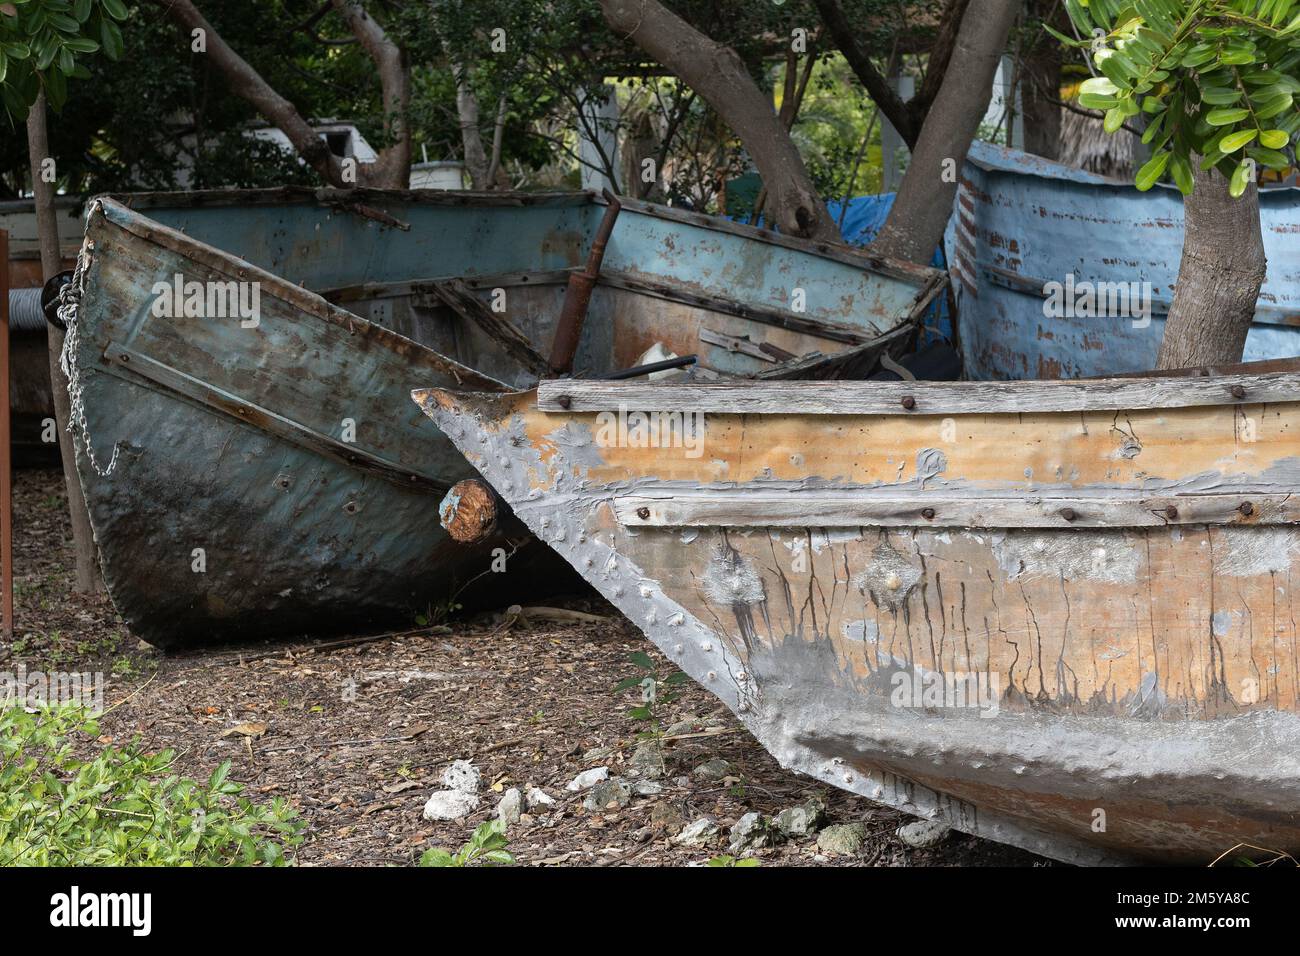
416 367 1300 863
950 141 1300 379
69 190 943 647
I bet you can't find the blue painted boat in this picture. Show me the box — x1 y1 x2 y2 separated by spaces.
64 188 944 647
949 141 1300 380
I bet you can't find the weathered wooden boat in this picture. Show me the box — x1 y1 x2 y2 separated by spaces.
950 141 1300 379
417 360 1300 864
64 188 943 648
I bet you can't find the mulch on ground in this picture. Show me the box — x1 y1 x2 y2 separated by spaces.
3 467 1046 867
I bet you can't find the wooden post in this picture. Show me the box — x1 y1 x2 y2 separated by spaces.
0 230 12 641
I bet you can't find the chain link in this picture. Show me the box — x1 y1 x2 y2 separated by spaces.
58 216 120 477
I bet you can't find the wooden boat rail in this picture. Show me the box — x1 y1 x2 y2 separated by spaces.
535 368 1300 414
610 490 1298 530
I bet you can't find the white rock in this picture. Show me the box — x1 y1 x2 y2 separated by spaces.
565 767 610 791
672 818 720 847
497 787 523 827
422 789 480 821
441 759 481 794
525 787 555 810
897 819 951 849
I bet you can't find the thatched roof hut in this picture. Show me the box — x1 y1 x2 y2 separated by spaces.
1057 107 1141 180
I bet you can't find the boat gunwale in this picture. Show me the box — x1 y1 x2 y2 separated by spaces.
88 197 513 393
533 360 1300 415
965 139 1300 196
99 185 596 209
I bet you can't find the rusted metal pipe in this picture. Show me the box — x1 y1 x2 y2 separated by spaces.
549 189 622 375
1 231 12 641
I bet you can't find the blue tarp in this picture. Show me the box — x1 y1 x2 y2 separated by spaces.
825 193 896 247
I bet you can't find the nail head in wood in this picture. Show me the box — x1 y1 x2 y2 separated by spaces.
636 506 650 520
556 395 572 410
920 507 936 520
1164 505 1179 520
1059 507 1077 522
1239 501 1254 517
901 395 917 411
1230 384 1246 400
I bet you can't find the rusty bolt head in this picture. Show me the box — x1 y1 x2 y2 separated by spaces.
1059 507 1077 522
636 506 651 520
1230 384 1246 400
901 395 917 411
1239 501 1255 517
1164 505 1179 520
920 507 936 520
556 395 572 410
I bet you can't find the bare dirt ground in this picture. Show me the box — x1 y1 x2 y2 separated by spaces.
5 467 1046 867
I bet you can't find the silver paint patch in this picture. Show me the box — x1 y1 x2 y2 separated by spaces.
703 544 766 606
993 530 1141 584
1214 527 1299 577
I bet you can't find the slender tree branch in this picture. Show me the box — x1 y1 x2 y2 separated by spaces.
154 0 344 186
812 0 916 146
329 0 410 186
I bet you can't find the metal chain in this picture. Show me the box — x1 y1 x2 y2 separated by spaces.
58 223 120 477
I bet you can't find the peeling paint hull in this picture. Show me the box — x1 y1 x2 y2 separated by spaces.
70 191 942 648
950 142 1300 380
417 369 1300 863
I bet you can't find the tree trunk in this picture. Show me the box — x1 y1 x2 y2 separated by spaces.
870 0 1018 266
450 62 491 189
27 93 103 594
600 0 838 241
1020 0 1063 160
1157 164 1266 369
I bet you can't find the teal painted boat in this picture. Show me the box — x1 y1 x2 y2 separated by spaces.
63 188 944 647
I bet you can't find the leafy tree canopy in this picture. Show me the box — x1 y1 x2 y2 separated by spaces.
1055 0 1300 196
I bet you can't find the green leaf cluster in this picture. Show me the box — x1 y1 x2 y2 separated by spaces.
1052 0 1300 196
0 703 303 865
418 818 515 867
1 0 127 119
613 651 690 724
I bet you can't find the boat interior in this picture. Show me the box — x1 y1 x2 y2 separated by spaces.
112 188 945 389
